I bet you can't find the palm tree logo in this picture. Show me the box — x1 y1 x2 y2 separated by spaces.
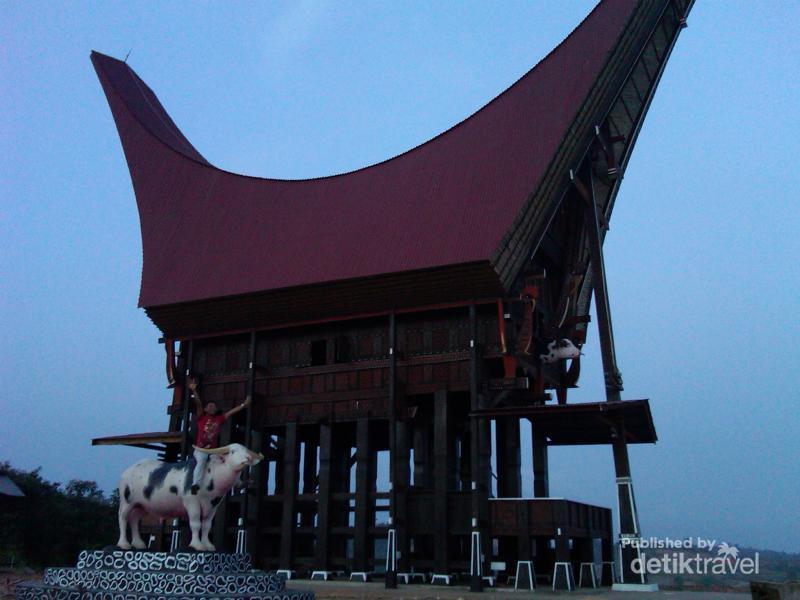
717 542 739 568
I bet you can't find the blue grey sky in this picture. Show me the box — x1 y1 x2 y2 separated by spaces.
1 2 798 552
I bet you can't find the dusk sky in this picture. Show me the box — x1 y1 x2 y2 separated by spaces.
2 1 798 553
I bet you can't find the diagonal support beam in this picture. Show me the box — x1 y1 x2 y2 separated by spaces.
572 162 648 586
570 168 622 399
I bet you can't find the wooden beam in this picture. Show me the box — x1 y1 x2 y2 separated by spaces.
468 304 484 592
279 422 298 569
314 422 332 570
532 421 550 498
572 167 622 400
353 417 371 572
246 428 264 555
180 340 195 458
496 419 521 497
395 419 410 573
412 425 430 489
386 313 398 588
433 389 450 573
242 331 257 541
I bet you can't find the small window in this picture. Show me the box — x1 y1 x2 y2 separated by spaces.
310 339 327 366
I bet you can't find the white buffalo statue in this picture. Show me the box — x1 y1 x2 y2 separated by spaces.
116 443 263 551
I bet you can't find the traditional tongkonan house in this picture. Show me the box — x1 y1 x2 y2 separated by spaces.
91 0 693 591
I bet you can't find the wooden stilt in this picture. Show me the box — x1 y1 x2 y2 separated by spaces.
532 422 549 498
386 313 398 589
577 165 647 586
496 419 521 497
433 389 450 575
179 340 195 458
469 305 484 592
279 422 298 569
353 417 371 573
395 419 410 574
413 425 429 489
314 422 332 570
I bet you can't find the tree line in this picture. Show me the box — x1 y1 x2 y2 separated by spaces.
0 462 118 568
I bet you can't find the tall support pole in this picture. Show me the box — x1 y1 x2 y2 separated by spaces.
574 164 648 587
531 421 550 498
412 426 430 489
496 419 521 497
279 422 298 570
246 428 263 555
468 305 484 592
433 389 450 575
245 333 256 447
354 417 371 573
396 419 410 574
180 340 195 458
385 313 398 588
241 332 257 554
314 422 332 571
573 167 622 402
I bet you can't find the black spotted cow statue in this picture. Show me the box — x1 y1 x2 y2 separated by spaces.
117 443 263 551
537 338 582 364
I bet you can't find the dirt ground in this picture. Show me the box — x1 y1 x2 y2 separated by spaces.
1 571 751 599
1 570 40 600
295 580 749 599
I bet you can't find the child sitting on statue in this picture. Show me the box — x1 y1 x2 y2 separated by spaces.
188 376 251 494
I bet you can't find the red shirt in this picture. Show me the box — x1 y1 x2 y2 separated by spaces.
196 414 225 448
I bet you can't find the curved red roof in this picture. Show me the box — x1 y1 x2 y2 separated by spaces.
92 0 637 309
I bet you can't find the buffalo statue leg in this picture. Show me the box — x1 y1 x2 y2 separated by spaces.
117 502 133 549
186 500 204 551
129 506 147 549
200 507 216 551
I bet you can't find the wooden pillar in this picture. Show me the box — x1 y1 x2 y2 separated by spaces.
517 500 532 561
534 536 553 579
353 417 371 572
301 437 318 527
600 538 615 586
279 422 298 569
212 418 234 549
532 421 550 498
180 340 195 458
468 305 485 592
395 419 410 573
386 313 398 588
575 536 594 574
242 332 258 555
302 440 317 494
314 422 332 570
577 165 646 585
613 420 644 583
412 426 430 488
275 435 285 494
433 389 450 574
577 168 622 403
553 532 573 589
496 419 521 497
246 428 263 556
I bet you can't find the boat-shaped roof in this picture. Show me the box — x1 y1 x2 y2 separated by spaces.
93 0 639 311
